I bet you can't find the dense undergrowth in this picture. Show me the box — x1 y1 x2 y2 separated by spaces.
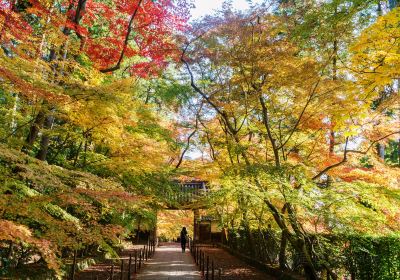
0 145 156 278
225 228 400 279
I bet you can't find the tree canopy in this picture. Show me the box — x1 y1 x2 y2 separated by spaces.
0 0 399 279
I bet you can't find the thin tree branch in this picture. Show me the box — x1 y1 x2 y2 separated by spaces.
100 0 143 73
276 78 321 150
175 118 199 169
0 118 37 142
345 131 400 155
181 51 225 117
259 96 280 167
312 137 349 180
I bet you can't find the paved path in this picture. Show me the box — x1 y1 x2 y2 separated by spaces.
136 243 201 280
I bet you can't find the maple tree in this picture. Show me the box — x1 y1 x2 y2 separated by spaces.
0 0 192 277
0 0 399 279
0 0 191 163
181 2 399 279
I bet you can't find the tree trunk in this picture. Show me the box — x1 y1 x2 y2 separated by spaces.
263 197 319 280
244 218 255 257
82 138 88 167
279 230 288 269
23 110 46 152
73 141 83 166
377 143 385 159
136 219 141 244
48 134 70 163
329 39 338 155
10 93 18 132
36 114 54 161
7 241 13 259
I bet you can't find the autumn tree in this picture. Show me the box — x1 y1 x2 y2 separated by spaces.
0 0 193 277
181 4 399 279
0 0 191 160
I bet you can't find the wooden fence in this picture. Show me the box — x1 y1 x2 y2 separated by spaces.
69 240 156 280
190 242 222 280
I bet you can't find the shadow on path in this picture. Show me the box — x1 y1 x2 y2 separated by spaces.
136 243 201 280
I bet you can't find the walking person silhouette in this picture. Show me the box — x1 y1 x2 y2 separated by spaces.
180 227 188 253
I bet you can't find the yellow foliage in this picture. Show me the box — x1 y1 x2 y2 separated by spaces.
351 8 400 92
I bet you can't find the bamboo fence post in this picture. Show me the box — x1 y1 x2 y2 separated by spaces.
134 250 138 273
70 250 77 280
128 254 132 280
139 249 142 269
206 255 209 280
212 259 214 280
110 263 114 280
202 252 205 275
120 259 124 280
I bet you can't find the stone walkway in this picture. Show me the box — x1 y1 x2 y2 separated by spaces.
136 243 202 280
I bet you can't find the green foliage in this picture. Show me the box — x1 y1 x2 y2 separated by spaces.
138 73 194 111
0 145 158 276
360 156 373 168
384 140 400 166
224 228 400 279
345 235 400 280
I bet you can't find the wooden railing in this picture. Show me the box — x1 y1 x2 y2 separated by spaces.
70 240 156 280
191 242 222 280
